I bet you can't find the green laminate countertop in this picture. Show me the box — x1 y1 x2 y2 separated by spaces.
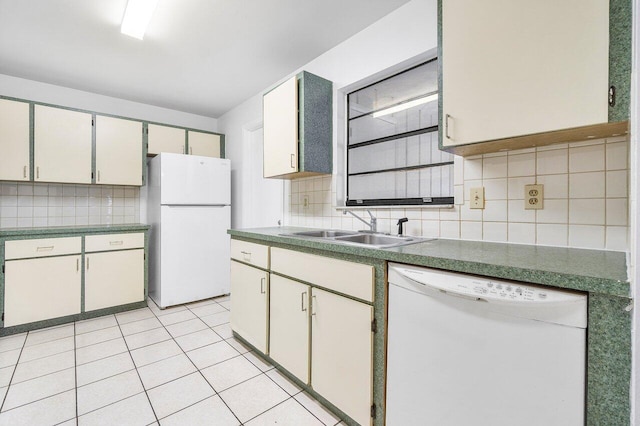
229 227 630 298
0 224 150 238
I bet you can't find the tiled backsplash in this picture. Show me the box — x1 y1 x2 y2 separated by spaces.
0 182 140 228
287 137 629 251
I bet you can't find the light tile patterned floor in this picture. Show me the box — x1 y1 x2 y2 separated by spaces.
0 296 345 426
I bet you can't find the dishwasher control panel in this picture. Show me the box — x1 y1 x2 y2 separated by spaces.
389 264 585 306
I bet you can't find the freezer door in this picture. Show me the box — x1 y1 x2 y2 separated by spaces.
160 153 230 205
158 205 230 307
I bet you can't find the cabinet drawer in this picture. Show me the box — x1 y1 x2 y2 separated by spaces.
230 240 269 269
5 237 82 260
85 233 145 253
271 247 374 302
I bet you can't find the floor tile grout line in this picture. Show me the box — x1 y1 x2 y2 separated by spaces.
76 390 148 420
0 333 27 412
114 314 160 425
73 322 78 422
9 363 75 387
0 387 76 415
148 300 243 425
75 367 136 390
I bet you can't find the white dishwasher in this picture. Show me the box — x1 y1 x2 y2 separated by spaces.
386 263 587 426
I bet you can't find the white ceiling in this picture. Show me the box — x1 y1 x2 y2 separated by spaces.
0 0 410 118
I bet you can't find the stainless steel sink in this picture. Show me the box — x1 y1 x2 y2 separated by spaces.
334 233 418 248
280 229 426 248
289 230 358 238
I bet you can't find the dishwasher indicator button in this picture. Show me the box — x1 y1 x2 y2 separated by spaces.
538 293 548 299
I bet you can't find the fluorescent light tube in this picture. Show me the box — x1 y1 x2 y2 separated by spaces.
121 0 159 40
372 93 439 118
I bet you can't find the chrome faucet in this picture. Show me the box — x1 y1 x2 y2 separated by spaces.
343 210 377 233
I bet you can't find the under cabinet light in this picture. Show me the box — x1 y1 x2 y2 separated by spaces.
121 0 159 40
372 93 439 118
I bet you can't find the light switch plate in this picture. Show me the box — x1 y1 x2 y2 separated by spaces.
525 184 544 210
302 195 310 209
470 187 485 209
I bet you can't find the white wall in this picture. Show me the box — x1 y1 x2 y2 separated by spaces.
0 73 218 131
218 0 437 228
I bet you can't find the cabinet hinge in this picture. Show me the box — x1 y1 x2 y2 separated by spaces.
91 172 94 179
91 119 94 126
1 264 3 274
1 313 3 322
371 404 376 419
146 128 149 134
609 85 616 107
371 318 377 333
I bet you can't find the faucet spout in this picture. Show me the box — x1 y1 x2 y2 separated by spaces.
343 210 377 232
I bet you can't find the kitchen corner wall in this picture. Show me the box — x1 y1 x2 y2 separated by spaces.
287 136 630 251
0 182 140 228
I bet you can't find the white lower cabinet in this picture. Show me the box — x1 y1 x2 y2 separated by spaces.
230 260 268 353
311 288 373 426
85 249 145 311
4 255 82 327
269 274 310 384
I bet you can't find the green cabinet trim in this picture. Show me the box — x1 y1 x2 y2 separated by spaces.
609 0 632 122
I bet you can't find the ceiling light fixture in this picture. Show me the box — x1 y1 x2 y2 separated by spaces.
121 0 159 40
372 93 439 118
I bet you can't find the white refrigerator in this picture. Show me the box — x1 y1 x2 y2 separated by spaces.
147 153 231 308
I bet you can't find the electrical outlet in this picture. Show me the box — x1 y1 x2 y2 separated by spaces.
302 195 310 209
470 187 485 209
525 184 544 210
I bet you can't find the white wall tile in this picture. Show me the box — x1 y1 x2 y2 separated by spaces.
606 199 628 226
483 200 508 222
460 203 483 221
463 158 483 181
536 199 568 224
422 220 440 238
568 225 605 249
569 172 605 198
461 221 482 240
483 179 507 200
536 174 568 199
483 222 507 242
483 157 507 179
440 221 460 239
507 177 536 199
606 170 628 198
605 226 628 251
605 142 628 170
569 144 605 173
508 223 536 244
507 200 536 223
536 224 568 247
536 149 568 175
507 153 536 177
569 199 605 225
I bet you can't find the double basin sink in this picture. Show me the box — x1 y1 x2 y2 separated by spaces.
281 229 426 249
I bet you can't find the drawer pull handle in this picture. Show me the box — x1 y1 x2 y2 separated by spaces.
36 166 40 179
240 251 251 261
23 166 27 178
182 145 185 154
311 295 317 316
260 277 266 294
87 257 90 270
301 292 307 312
290 154 295 169
76 258 79 271
36 246 54 252
110 241 124 246
190 147 193 155
97 170 101 182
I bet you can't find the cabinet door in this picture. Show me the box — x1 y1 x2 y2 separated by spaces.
0 98 30 181
34 105 92 183
230 260 268 353
311 288 373 426
85 249 145 312
263 76 298 177
147 124 185 155
269 274 310 384
95 116 143 186
4 255 82 327
441 0 609 147
188 131 221 158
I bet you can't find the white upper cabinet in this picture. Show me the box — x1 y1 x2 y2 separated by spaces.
441 0 610 149
34 105 92 184
0 98 30 181
263 76 298 177
188 131 221 158
95 116 143 186
147 124 185 155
